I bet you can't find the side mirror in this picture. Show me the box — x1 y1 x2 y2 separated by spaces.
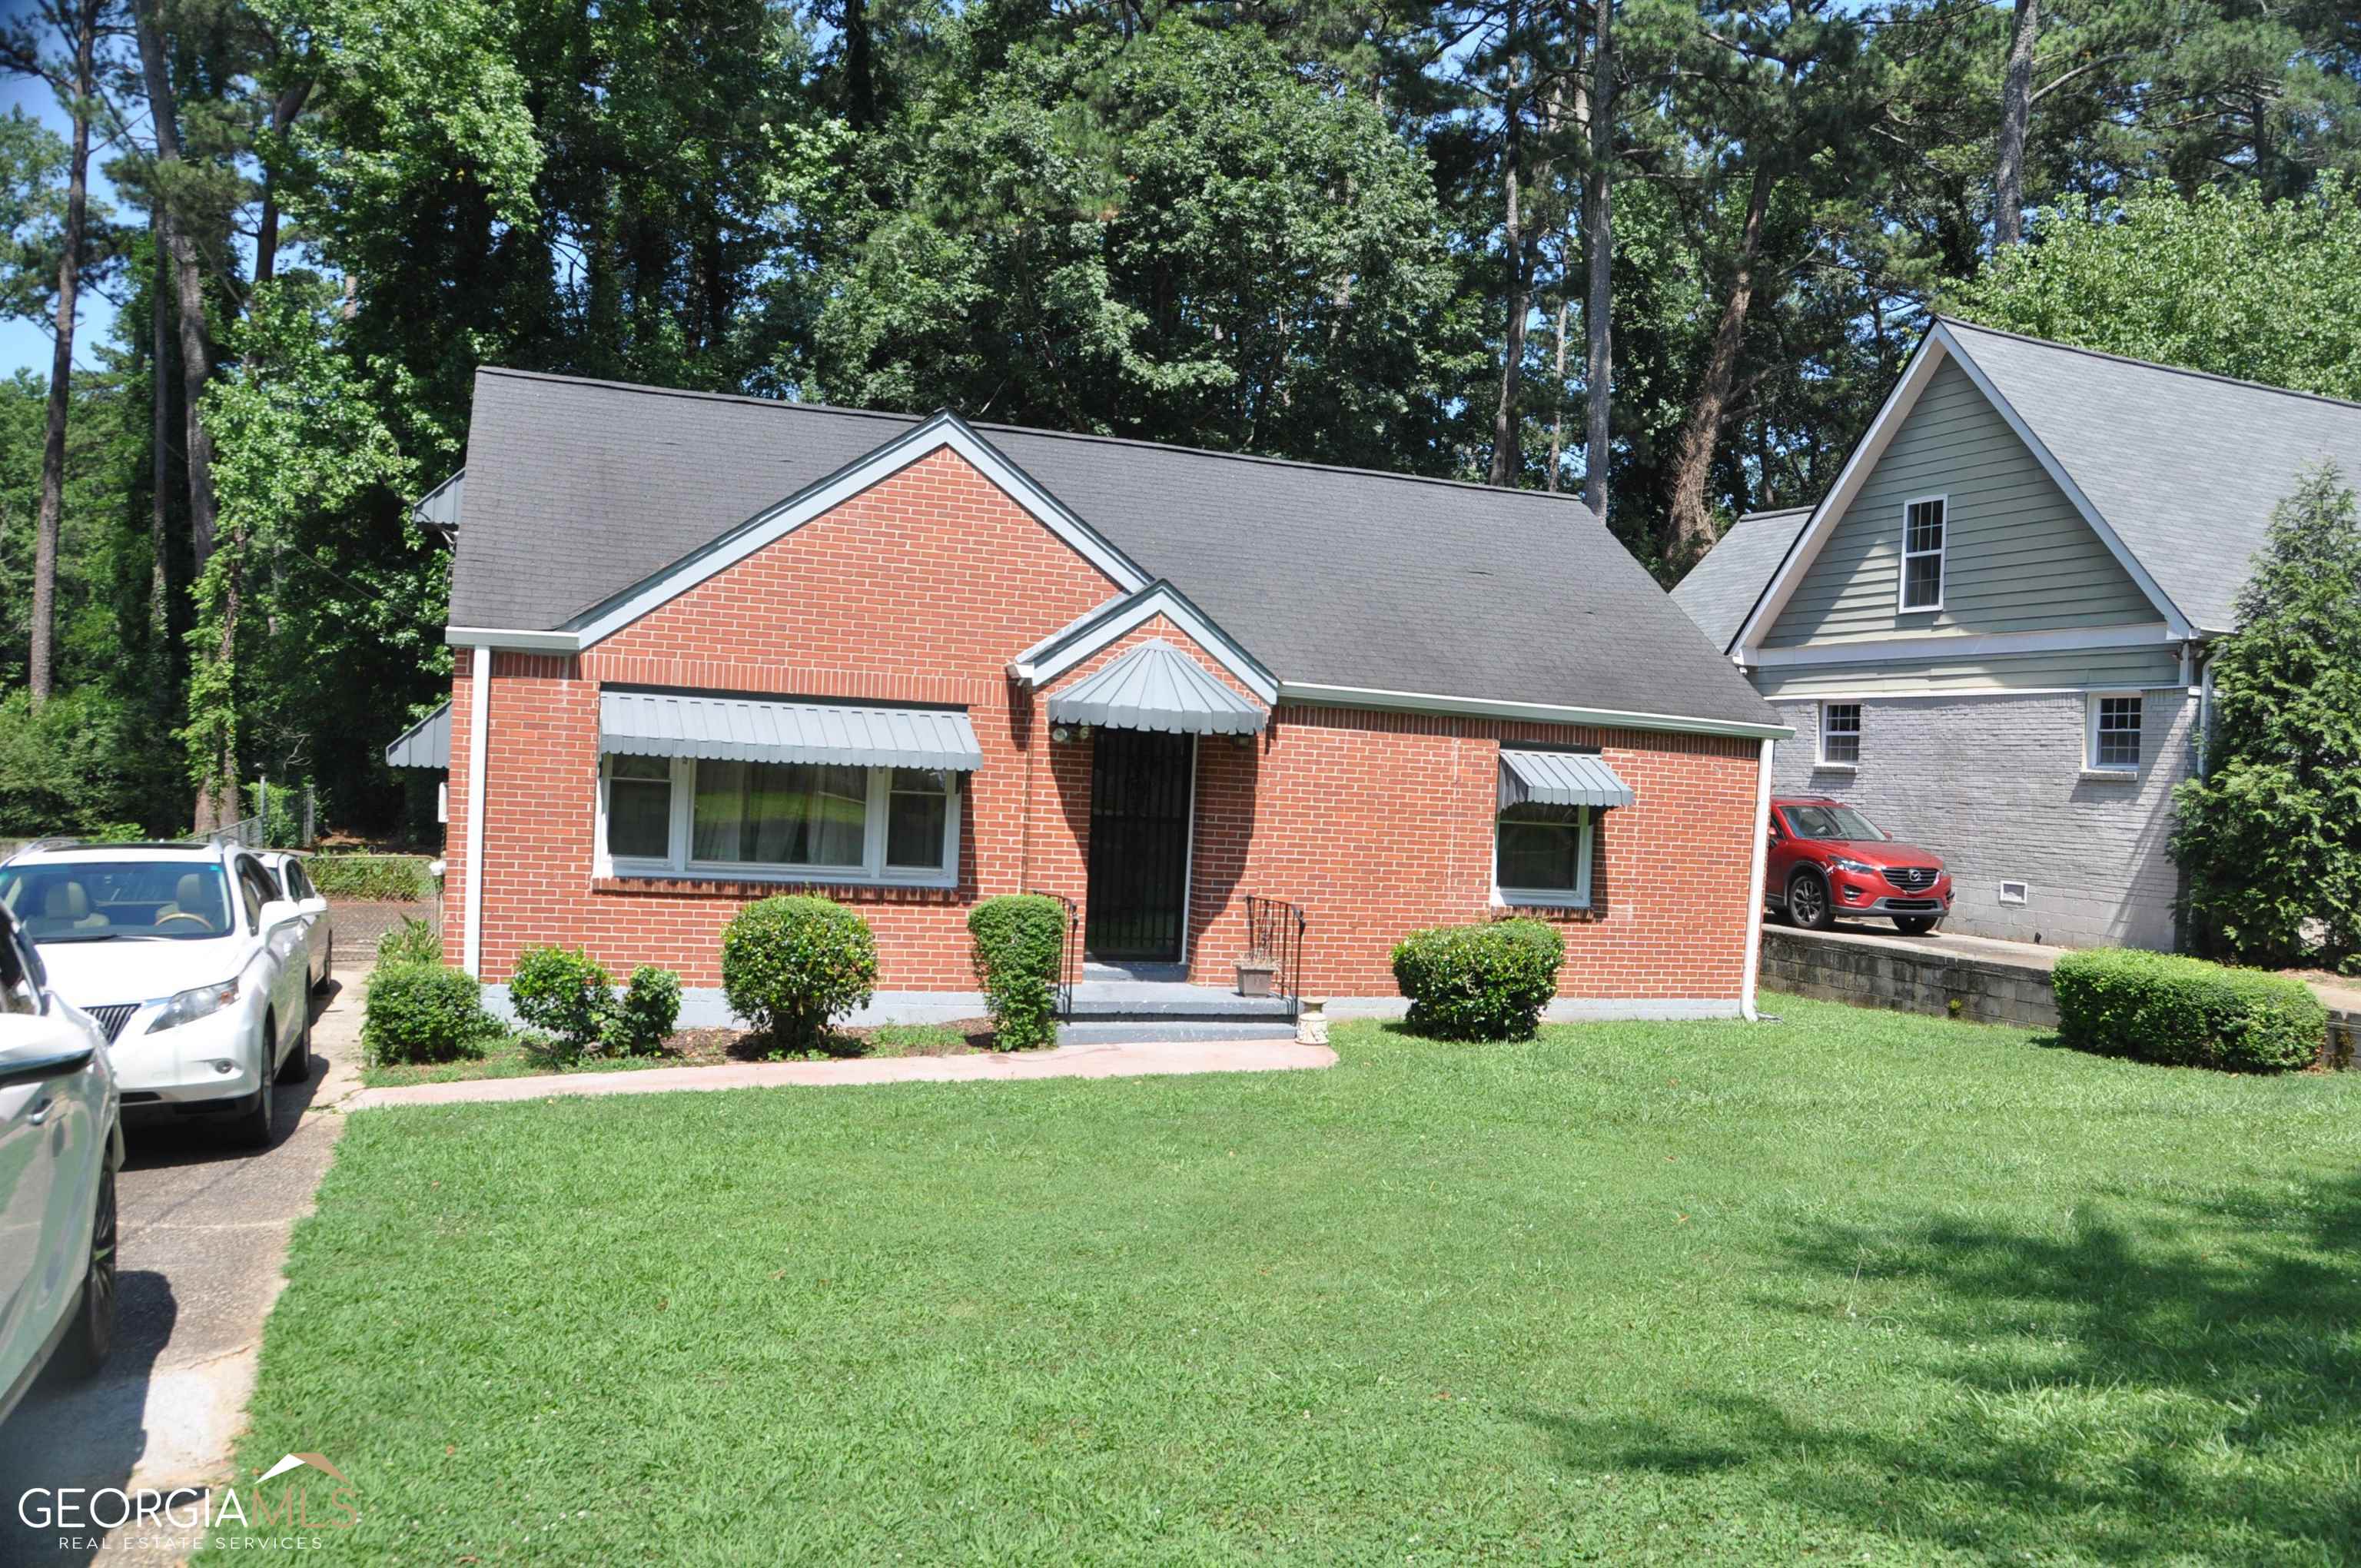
0 1014 96 1089
258 898 303 931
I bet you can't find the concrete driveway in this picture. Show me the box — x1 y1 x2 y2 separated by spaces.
0 970 364 1566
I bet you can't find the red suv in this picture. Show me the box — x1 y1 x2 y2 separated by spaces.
1767 798 1951 934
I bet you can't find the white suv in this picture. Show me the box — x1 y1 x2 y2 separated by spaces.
0 839 320 1148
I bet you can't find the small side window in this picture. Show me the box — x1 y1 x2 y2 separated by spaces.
2087 694 2143 772
1900 497 1946 610
1818 703 1861 767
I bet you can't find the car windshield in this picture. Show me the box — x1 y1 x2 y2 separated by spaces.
1784 804 1888 842
0 860 235 942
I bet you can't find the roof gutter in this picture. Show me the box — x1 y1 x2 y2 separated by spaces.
447 626 581 653
1277 681 1795 741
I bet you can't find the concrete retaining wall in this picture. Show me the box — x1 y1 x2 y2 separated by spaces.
1761 928 2062 1029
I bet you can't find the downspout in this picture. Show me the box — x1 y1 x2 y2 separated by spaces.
1741 734 1775 1021
2196 644 2217 779
462 643 491 978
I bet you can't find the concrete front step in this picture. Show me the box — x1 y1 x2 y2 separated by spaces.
1058 1019 1302 1045
1066 979 1293 1023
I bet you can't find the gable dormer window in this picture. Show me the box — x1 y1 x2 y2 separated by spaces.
1900 497 1946 611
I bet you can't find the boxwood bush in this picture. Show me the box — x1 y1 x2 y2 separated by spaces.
722 895 878 1051
511 945 683 1059
363 962 497 1065
968 894 1068 1051
1391 919 1565 1041
2053 947 2325 1072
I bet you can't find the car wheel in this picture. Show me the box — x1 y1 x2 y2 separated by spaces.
65 1161 117 1377
1893 916 1941 935
275 1005 312 1085
1786 869 1834 931
311 933 334 993
232 1015 276 1148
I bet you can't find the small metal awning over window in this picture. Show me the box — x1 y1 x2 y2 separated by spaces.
1045 639 1267 736
384 702 452 769
1499 749 1634 809
599 690 983 770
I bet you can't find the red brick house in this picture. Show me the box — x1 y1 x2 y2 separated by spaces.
398 369 1792 1026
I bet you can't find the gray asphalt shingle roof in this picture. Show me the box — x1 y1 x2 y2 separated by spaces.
1938 318 2361 633
447 369 1779 729
1670 507 1811 652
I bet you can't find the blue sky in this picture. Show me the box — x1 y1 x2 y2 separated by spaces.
2 68 124 380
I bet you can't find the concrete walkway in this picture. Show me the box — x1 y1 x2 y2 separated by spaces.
349 1037 1337 1111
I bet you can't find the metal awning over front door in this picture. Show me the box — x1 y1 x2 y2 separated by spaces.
599 690 984 770
1046 639 1267 736
1498 749 1635 809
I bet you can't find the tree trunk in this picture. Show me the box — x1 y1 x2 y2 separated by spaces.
28 0 100 706
1582 0 1614 528
1661 164 1772 572
252 80 310 288
1486 0 1529 488
134 0 231 826
1994 0 2037 247
844 0 876 130
1546 294 1569 492
148 210 171 649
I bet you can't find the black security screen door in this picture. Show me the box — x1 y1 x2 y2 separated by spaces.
1085 729 1194 961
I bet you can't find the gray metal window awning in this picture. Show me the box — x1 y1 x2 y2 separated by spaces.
1499 749 1635 809
385 702 452 769
1044 639 1267 736
600 690 984 770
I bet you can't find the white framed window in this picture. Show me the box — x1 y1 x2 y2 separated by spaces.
1493 802 1594 908
2085 693 2143 772
596 756 961 885
1898 495 1946 611
1818 702 1861 768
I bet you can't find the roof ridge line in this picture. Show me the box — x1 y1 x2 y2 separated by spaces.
473 364 1604 505
1936 315 2361 417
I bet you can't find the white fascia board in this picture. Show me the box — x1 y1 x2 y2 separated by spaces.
1013 583 1280 705
566 413 1151 650
1928 322 2195 639
1277 681 1795 741
446 626 581 652
1729 333 1951 659
1748 622 2174 669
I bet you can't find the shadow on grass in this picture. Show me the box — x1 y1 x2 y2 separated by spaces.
1518 1174 2361 1560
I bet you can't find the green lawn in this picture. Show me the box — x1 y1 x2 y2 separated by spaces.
229 998 2361 1563
359 1022 981 1087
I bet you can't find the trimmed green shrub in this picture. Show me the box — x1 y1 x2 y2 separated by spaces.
363 962 496 1065
374 916 442 967
510 945 614 1055
1391 919 1565 1041
968 894 1068 1050
307 853 433 902
605 965 683 1056
722 895 878 1050
2053 948 2325 1072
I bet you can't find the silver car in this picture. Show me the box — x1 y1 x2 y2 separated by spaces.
0 904 121 1426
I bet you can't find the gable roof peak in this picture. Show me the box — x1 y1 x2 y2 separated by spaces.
1934 316 2361 417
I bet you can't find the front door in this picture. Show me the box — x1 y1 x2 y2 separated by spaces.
1085 729 1193 962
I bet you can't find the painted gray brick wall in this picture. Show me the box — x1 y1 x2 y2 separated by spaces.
1770 690 2192 950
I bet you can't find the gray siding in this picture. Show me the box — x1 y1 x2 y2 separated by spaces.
1768 690 2193 951
1763 358 2158 649
1755 643 2183 701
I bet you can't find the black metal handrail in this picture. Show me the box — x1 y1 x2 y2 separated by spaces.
1027 889 1080 1021
1243 895 1307 1021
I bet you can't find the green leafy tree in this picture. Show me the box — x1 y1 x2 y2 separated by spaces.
808 15 1483 470
1944 184 2361 400
2170 468 2361 968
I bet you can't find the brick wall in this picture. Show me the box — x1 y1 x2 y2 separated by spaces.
446 447 1764 1002
1769 690 2191 950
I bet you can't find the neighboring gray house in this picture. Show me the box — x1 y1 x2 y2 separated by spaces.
1681 317 2361 951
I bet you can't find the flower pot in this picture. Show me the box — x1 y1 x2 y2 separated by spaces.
1234 959 1277 998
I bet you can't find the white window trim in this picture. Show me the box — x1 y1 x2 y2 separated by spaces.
594 755 962 888
1898 493 1947 613
1492 803 1596 909
2084 691 2143 774
1816 701 1861 770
